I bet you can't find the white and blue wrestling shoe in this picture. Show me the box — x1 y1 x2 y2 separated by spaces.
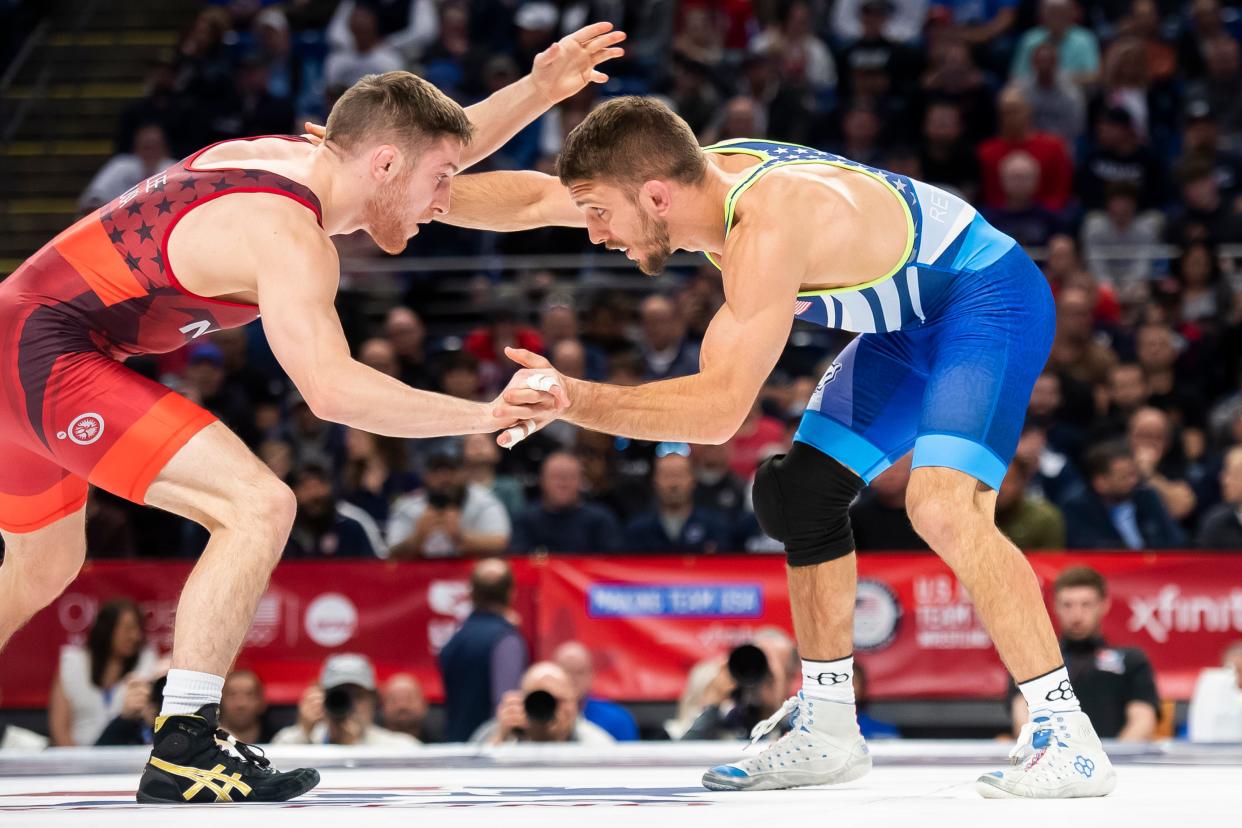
701 693 872 791
976 710 1117 799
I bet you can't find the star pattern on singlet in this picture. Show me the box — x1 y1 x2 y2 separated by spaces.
98 163 320 290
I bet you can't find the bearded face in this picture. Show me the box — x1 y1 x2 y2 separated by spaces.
635 206 673 276
573 179 676 276
363 167 417 255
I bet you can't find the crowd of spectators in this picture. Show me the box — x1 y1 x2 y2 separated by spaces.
25 0 1242 558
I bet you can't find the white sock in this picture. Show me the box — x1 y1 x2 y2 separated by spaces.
1018 664 1081 717
160 669 225 717
799 655 855 705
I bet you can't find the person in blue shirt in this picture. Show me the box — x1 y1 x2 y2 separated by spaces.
554 640 639 741
623 451 733 553
1010 0 1101 85
852 661 899 740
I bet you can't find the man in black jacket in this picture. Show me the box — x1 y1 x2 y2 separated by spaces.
624 452 731 552
1198 446 1242 548
510 452 621 553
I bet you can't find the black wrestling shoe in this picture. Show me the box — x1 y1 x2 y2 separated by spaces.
136 704 319 803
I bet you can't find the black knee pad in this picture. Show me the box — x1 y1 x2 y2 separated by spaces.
751 442 864 567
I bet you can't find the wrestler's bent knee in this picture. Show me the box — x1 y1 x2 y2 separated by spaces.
752 442 864 566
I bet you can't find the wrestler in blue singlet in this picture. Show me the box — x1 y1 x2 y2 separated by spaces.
702 138 1055 491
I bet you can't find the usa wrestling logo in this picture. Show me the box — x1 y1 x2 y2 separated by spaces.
58 413 105 446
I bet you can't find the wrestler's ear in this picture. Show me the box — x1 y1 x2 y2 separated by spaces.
639 179 673 217
370 145 398 182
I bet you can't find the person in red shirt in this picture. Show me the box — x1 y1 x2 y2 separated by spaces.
1044 233 1121 326
979 85 1074 211
464 305 545 395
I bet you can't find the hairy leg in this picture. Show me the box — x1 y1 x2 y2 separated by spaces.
907 466 1060 680
787 556 857 662
144 422 296 675
0 507 86 653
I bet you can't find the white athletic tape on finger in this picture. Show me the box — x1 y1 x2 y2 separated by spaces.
501 419 535 448
525 373 556 393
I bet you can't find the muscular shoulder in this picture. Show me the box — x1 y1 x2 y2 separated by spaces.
721 167 857 285
722 175 819 264
730 167 843 239
233 192 334 259
173 191 334 271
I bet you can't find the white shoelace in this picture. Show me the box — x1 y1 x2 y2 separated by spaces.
1009 720 1039 763
747 696 800 747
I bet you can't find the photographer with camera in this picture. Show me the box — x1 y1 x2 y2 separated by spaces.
471 662 615 746
95 673 167 746
680 643 791 741
387 444 511 559
271 654 417 747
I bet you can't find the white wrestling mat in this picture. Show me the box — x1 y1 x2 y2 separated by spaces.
1 741 1237 827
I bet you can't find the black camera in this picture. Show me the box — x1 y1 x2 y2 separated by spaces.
727 643 772 689
523 689 558 726
725 643 773 732
324 686 356 721
427 486 466 510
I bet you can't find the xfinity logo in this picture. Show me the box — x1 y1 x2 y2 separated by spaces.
1126 586 1242 643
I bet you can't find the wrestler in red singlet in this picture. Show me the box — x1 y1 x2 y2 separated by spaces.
0 136 319 532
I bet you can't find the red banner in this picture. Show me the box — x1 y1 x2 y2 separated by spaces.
0 561 540 709
2 554 1239 709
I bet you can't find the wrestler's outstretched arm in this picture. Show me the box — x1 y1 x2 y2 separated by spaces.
437 170 584 231
458 21 624 170
497 214 811 446
253 199 556 438
304 23 622 173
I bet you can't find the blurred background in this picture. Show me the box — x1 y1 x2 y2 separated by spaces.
1 0 1241 753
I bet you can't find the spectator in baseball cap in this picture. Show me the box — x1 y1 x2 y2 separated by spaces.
271 654 417 746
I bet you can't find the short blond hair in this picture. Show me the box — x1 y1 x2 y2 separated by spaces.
325 71 473 155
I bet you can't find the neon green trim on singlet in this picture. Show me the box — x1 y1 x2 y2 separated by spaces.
700 139 917 297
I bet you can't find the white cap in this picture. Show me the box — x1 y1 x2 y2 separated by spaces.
516 2 557 31
320 653 376 691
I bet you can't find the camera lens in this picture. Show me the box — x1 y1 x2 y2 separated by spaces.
523 689 558 725
727 644 771 687
324 686 355 720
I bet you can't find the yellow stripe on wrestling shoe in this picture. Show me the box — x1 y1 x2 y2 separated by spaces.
148 757 253 802
153 714 204 733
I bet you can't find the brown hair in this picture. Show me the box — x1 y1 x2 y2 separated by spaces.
1053 565 1108 598
325 71 473 156
557 96 707 188
87 598 145 688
